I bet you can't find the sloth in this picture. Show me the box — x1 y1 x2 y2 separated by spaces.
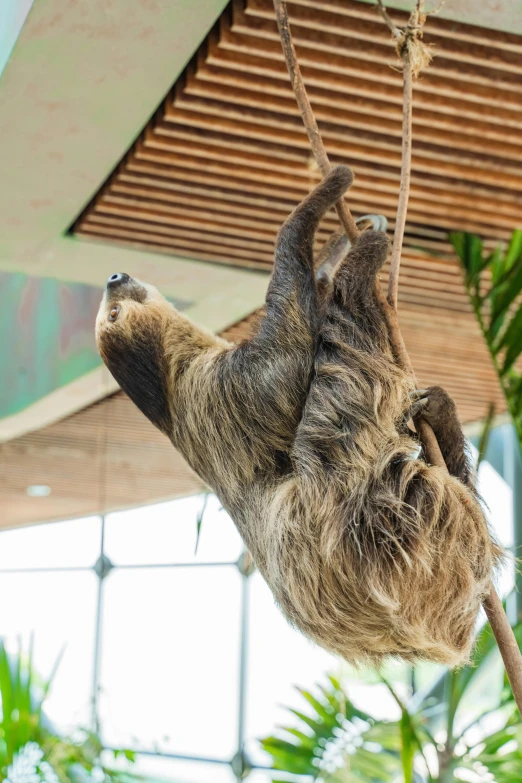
96 165 501 666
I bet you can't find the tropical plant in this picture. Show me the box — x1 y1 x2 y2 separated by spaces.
450 229 522 445
261 673 403 782
261 620 522 782
0 639 137 783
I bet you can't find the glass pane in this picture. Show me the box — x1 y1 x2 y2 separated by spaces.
476 458 515 598
413 660 447 694
104 495 243 566
116 754 236 783
0 516 101 569
0 570 98 730
99 566 241 760
338 678 401 722
244 572 336 766
248 772 310 783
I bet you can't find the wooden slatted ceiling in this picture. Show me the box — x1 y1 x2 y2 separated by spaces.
75 0 522 264
74 1 521 299
0 392 205 529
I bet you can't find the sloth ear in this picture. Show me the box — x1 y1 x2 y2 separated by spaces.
101 329 172 435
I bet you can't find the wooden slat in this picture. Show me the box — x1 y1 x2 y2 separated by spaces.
220 13 522 106
234 0 522 89
207 29 522 117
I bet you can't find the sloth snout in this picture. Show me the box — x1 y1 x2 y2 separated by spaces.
107 272 131 290
106 273 148 304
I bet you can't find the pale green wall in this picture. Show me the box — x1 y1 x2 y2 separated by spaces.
0 271 192 420
0 272 102 419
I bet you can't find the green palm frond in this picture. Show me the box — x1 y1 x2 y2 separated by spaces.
194 492 210 555
0 638 48 771
0 640 137 783
262 620 522 782
261 675 401 782
457 703 522 783
450 228 522 439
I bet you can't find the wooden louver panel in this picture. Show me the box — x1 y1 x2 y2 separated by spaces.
75 0 522 275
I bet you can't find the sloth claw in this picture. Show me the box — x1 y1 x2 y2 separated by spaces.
409 397 429 419
409 389 428 401
406 389 430 419
402 389 431 428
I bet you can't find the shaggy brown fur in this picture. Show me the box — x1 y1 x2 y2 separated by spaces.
96 166 502 667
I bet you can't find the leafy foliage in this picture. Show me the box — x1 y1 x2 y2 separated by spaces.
261 674 401 782
450 229 522 442
0 640 137 783
261 621 522 782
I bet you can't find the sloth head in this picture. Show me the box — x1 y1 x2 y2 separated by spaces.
95 272 178 435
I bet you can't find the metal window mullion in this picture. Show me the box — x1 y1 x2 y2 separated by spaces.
231 554 253 782
0 565 92 574
114 560 237 570
91 515 106 733
238 570 249 754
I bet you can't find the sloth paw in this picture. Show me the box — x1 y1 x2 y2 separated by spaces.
408 386 457 427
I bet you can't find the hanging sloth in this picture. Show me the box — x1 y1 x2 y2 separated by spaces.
96 166 501 666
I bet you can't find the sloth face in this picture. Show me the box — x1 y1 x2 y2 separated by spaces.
95 273 175 434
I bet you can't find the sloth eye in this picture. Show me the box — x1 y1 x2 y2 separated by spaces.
109 306 120 322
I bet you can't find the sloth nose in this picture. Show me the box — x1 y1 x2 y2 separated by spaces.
106 272 130 290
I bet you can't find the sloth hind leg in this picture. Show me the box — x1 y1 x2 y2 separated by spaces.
292 231 402 480
324 230 391 355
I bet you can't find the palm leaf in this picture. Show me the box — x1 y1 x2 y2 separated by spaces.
261 677 399 781
490 258 522 341
504 229 522 270
0 642 136 783
458 711 522 783
452 228 522 445
194 492 209 555
380 676 435 782
449 232 485 286
475 402 496 474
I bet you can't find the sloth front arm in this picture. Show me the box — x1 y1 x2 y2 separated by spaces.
172 167 354 492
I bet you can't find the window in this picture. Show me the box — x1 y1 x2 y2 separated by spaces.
0 449 513 781
0 495 336 780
